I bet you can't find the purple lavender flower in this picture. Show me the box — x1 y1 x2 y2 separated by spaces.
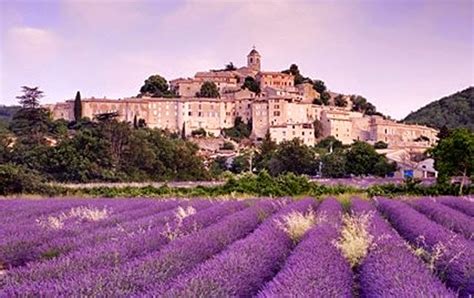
163 198 317 297
376 197 474 296
437 196 474 217
0 200 247 295
66 200 282 296
0 199 185 268
258 198 352 297
353 198 455 297
410 198 474 240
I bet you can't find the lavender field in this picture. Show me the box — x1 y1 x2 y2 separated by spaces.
0 196 473 297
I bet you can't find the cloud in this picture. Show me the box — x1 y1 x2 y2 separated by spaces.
5 26 60 63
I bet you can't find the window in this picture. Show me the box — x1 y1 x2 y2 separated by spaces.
188 112 192 116
198 112 202 117
273 111 280 116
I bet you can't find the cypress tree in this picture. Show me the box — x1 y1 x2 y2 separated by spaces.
74 91 82 121
133 115 138 129
181 122 186 139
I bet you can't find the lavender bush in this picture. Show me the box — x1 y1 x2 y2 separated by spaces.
258 198 352 297
410 198 474 239
163 198 317 297
0 200 246 294
353 198 454 297
376 198 474 296
437 196 474 217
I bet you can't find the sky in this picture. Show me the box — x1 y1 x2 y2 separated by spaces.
0 0 473 119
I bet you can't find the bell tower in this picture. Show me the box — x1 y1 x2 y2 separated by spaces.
247 46 261 72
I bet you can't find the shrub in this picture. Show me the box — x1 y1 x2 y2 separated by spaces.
0 163 45 195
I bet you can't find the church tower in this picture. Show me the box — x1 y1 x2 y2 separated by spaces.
247 47 261 72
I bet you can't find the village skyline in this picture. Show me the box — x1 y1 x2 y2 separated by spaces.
1 0 473 119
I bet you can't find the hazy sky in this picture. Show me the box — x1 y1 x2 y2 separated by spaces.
1 0 472 119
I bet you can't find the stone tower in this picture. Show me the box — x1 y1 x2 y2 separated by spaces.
247 47 261 72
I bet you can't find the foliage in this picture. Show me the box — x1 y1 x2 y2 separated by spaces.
242 76 260 94
350 95 378 115
282 64 310 85
373 141 388 149
198 81 219 98
334 94 348 107
321 150 347 178
0 105 21 123
231 154 250 174
254 131 277 171
10 87 51 141
74 91 82 122
403 87 473 131
316 136 344 152
191 128 207 137
313 119 323 139
222 117 251 141
346 141 394 177
320 92 331 105
431 128 473 194
268 139 317 176
225 62 236 71
221 141 235 150
0 164 46 195
312 80 327 94
139 74 173 97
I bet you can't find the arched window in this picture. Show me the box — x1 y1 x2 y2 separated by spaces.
250 58 253 63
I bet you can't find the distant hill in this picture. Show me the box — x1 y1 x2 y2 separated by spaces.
0 105 20 127
403 87 474 131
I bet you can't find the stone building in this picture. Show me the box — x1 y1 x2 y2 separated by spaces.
46 48 438 149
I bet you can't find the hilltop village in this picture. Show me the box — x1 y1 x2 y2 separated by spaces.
46 48 438 151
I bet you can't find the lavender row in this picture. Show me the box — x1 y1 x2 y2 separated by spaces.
56 200 281 296
0 199 155 240
437 196 474 217
0 200 186 268
352 199 454 297
0 200 247 293
376 198 474 296
409 198 474 240
259 198 352 297
163 198 316 297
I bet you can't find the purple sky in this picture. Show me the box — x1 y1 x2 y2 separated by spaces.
1 0 472 119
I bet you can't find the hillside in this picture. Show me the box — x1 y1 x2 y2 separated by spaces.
403 87 473 130
0 105 20 121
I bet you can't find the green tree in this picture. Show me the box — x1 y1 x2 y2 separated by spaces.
254 131 277 171
437 125 450 140
312 98 323 105
431 128 474 194
312 80 327 94
242 76 261 94
373 157 397 177
231 153 251 174
282 64 308 85
10 86 51 142
74 91 82 122
334 94 348 107
198 81 219 98
321 150 347 178
223 116 252 141
316 136 343 152
374 141 388 149
225 62 236 71
268 139 316 176
320 91 331 105
313 119 323 139
346 141 390 177
139 74 171 97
